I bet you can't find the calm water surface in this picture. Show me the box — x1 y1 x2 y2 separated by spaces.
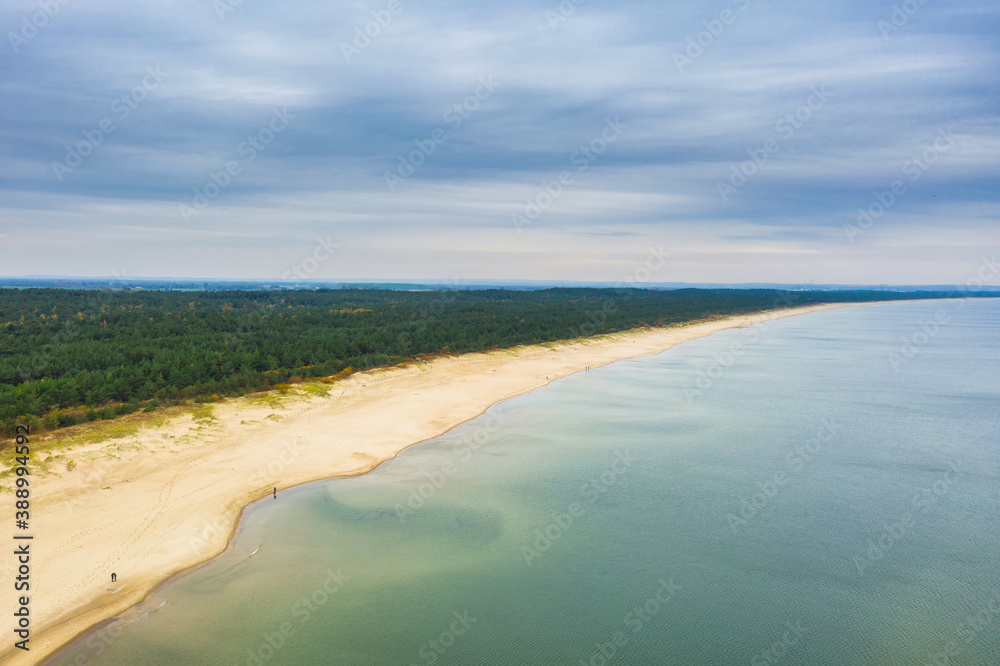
49 300 1000 665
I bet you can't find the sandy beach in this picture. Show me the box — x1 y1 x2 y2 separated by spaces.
0 302 883 665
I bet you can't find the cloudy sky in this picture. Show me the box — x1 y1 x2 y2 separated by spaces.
1 0 998 284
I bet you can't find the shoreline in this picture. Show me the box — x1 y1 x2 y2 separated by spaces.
1 301 908 665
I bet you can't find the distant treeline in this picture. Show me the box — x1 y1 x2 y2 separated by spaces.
0 287 987 435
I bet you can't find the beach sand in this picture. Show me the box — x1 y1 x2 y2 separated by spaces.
0 302 880 664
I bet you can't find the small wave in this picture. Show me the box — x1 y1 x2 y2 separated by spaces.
121 600 167 625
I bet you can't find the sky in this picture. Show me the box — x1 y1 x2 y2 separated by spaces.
1 0 998 285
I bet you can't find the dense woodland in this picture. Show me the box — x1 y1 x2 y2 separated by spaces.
0 287 987 435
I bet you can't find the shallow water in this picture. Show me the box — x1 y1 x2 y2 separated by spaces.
49 299 1000 665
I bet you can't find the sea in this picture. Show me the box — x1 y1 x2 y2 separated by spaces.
47 299 1000 665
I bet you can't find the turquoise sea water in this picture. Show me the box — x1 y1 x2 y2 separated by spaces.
49 300 1000 665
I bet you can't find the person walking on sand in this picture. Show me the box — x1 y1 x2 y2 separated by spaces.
273 487 276 499
111 573 116 583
